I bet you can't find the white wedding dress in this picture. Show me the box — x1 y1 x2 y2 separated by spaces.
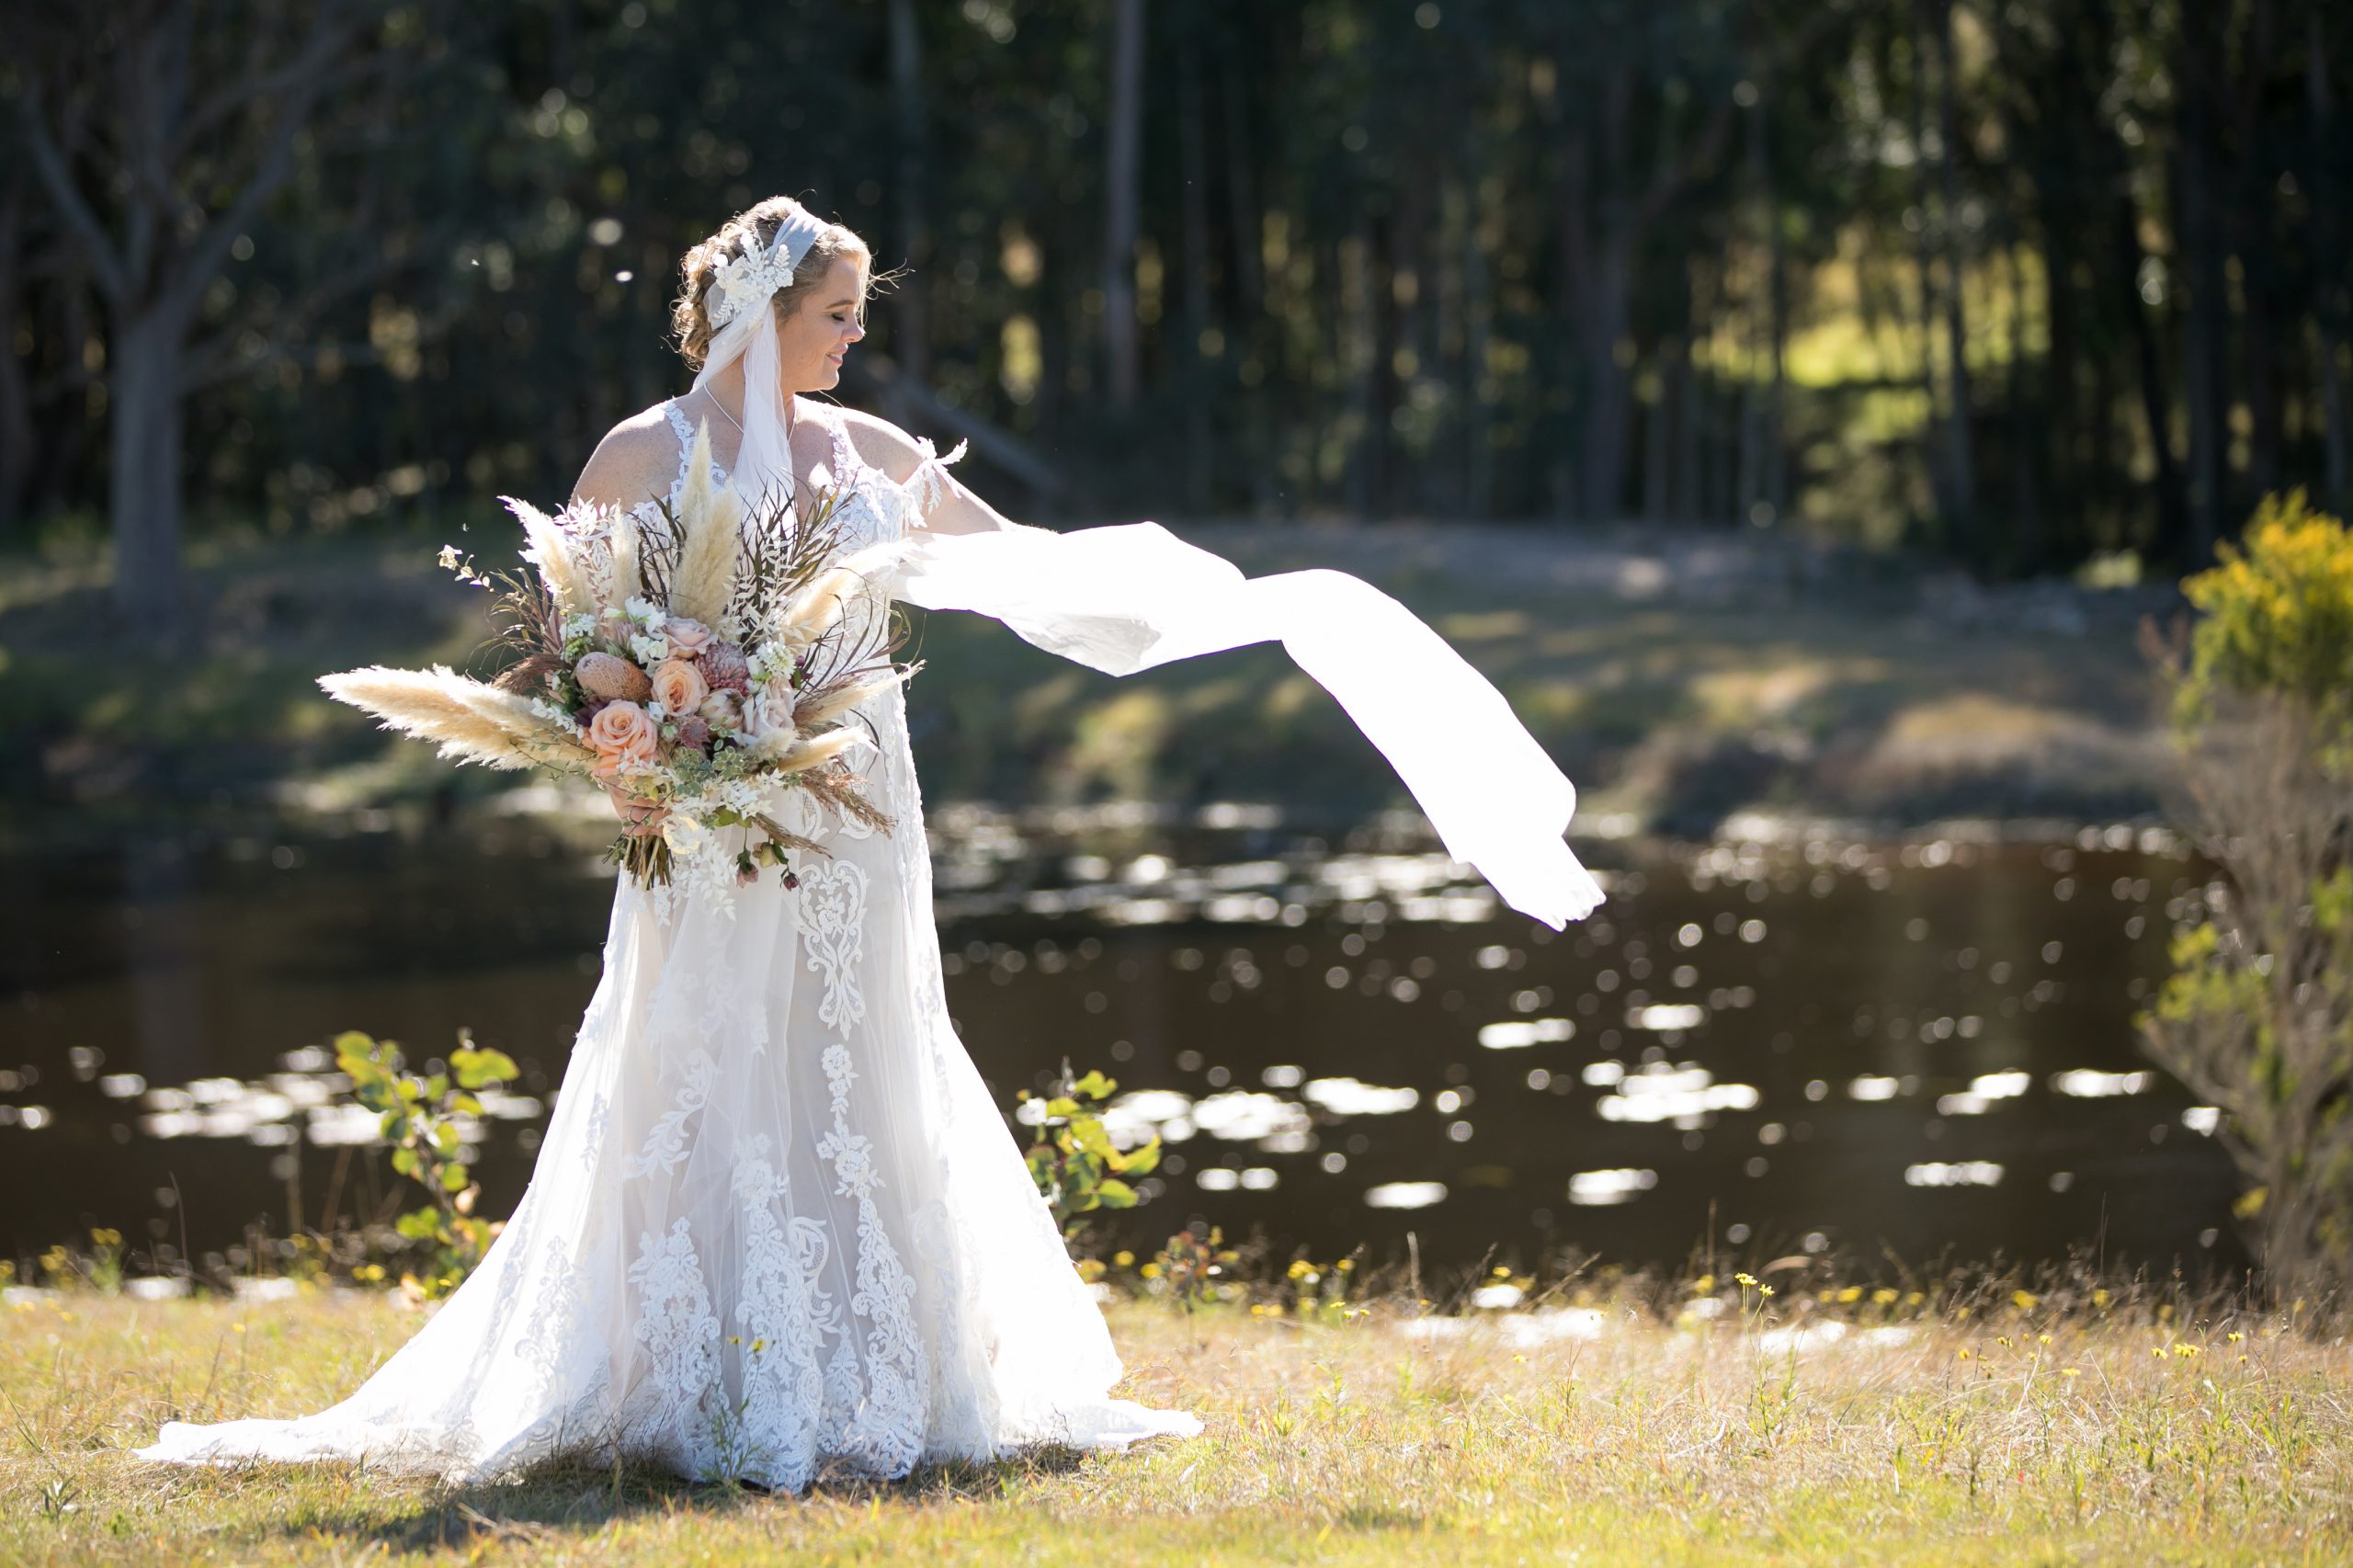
141 390 1608 1491
139 403 1208 1490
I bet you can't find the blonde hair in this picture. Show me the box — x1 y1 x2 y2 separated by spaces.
670 196 893 370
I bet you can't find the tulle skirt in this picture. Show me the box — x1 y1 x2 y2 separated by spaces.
137 687 1204 1489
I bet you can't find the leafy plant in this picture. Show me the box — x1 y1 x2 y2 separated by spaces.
333 1027 520 1299
2136 491 2353 1300
1148 1222 1238 1313
1015 1060 1161 1239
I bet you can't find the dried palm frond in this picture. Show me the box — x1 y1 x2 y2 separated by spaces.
318 665 549 770
796 762 895 836
492 651 563 696
764 727 870 774
791 661 920 727
506 496 591 619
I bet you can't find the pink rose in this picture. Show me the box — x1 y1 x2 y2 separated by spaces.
699 689 743 729
650 657 709 717
664 619 716 658
585 700 658 778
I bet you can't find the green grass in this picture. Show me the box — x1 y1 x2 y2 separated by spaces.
3 1282 2345 1565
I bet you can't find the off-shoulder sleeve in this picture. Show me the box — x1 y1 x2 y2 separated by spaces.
900 436 972 524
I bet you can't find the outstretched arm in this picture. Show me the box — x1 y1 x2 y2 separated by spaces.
835 408 1039 537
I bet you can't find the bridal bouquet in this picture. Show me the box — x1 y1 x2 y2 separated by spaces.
320 424 915 915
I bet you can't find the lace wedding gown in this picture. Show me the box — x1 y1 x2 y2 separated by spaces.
139 403 1206 1490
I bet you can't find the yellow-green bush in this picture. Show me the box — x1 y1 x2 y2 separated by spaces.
2138 490 2353 1300
2172 487 2353 747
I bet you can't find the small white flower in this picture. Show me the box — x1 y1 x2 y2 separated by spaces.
660 812 710 856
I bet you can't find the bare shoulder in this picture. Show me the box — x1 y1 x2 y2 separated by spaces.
828 404 933 486
571 402 683 508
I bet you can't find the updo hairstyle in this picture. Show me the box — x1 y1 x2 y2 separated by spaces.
670 195 901 370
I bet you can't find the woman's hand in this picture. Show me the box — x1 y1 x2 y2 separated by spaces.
600 779 671 838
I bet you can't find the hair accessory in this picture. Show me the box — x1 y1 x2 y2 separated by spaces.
705 206 832 331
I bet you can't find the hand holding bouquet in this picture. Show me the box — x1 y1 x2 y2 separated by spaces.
319 423 916 919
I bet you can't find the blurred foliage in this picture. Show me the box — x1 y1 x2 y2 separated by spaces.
7 0 2350 582
2174 489 2353 747
2138 491 2353 1300
332 1025 521 1298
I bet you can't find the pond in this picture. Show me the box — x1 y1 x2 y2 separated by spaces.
2 802 2243 1283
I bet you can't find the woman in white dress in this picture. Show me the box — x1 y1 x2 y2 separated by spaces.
139 197 1603 1493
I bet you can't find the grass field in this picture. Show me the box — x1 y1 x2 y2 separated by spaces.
3 1279 2345 1565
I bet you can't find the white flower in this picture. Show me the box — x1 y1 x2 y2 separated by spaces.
660 812 710 857
629 633 670 667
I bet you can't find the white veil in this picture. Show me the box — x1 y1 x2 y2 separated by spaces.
890 521 1608 930
689 205 833 508
699 204 1605 932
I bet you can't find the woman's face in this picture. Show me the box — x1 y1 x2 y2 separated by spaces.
774 254 869 393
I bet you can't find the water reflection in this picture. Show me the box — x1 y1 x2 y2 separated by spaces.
1 808 2247 1276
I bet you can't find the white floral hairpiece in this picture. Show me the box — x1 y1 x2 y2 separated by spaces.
705 206 833 331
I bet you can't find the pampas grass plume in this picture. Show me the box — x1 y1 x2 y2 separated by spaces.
668 418 742 626
506 495 590 619
319 665 563 770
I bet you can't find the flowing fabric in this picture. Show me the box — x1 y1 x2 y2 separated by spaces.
890 521 1607 930
137 409 1203 1489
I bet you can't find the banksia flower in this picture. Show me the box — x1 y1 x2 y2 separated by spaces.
577 652 652 702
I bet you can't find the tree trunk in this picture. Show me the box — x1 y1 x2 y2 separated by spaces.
109 307 187 638
2005 238 2042 573
1463 178 1495 519
2177 8 2230 566
887 0 931 390
1219 52 1264 322
2311 9 2350 511
1176 22 1213 516
1932 0 1976 537
1575 241 1633 520
1100 0 1147 412
1909 0 1950 524
0 184 32 529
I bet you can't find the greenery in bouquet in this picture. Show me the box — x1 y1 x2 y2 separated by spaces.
318 422 916 916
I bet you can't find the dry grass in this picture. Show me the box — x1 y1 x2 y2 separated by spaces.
3 1281 2347 1565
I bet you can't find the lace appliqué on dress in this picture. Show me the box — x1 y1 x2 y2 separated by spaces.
798 859 870 1032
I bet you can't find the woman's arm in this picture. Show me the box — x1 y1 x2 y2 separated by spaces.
570 410 679 510
835 407 1029 536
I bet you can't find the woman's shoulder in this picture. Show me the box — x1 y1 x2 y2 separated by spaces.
572 399 687 508
825 403 934 488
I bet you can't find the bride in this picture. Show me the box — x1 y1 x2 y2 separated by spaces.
139 196 1603 1492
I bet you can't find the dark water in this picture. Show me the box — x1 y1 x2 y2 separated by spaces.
2 805 2243 1280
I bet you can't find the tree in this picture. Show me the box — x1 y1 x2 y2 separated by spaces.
11 0 428 643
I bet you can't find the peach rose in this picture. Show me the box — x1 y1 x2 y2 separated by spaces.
650 657 709 717
585 699 658 778
663 618 716 657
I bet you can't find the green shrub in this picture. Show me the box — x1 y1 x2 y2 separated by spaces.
332 1027 520 1298
2137 491 2353 1300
